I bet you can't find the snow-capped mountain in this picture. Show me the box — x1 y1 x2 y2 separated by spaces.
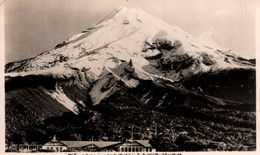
5 6 255 113
5 7 256 151
5 6 254 81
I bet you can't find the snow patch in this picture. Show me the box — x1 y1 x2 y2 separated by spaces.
89 76 115 105
106 67 139 88
44 84 79 114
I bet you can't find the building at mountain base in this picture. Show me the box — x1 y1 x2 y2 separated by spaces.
118 140 154 152
18 144 42 153
37 136 156 152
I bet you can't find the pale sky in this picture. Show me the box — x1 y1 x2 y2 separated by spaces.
4 0 256 63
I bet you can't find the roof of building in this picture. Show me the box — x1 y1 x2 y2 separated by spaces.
43 136 152 149
43 140 67 146
127 140 152 148
43 135 67 147
93 141 121 148
60 141 121 149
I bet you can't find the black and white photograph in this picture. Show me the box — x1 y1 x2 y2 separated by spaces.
1 0 258 154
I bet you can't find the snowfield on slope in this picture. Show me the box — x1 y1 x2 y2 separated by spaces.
5 6 255 81
43 84 79 114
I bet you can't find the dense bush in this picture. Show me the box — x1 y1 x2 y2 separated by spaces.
5 74 256 151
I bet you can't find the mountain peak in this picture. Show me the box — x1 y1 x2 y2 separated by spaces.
116 6 131 12
115 6 141 13
96 6 141 25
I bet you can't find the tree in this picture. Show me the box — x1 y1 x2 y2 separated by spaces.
11 131 26 144
149 136 178 151
129 59 133 66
